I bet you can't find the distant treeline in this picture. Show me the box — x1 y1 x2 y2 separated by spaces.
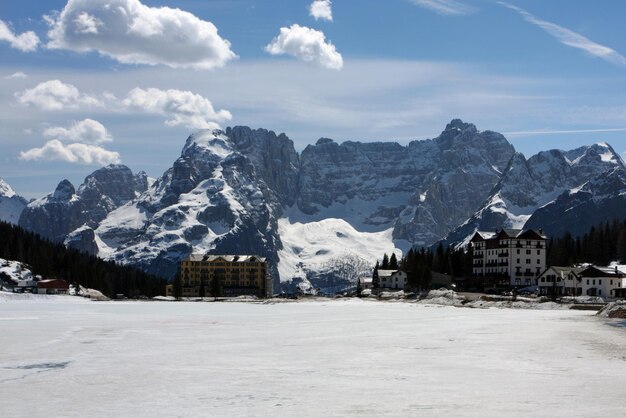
0 221 166 298
376 219 626 282
548 219 626 267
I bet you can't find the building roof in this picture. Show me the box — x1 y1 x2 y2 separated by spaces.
37 279 69 288
539 266 585 278
185 254 266 263
581 265 626 277
470 231 497 242
471 228 547 242
377 269 404 278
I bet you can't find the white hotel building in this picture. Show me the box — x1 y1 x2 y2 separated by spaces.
470 229 548 288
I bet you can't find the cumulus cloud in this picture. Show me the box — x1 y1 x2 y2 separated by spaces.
0 20 40 52
122 87 232 130
15 79 231 130
16 80 103 111
19 140 120 165
310 0 333 22
46 0 236 69
265 24 343 70
499 2 626 68
44 118 112 144
410 0 474 16
5 72 28 79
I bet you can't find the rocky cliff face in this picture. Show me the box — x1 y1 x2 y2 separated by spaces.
296 120 515 245
0 178 27 225
442 142 625 247
18 165 149 252
525 168 626 238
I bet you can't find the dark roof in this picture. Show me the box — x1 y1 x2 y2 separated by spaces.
186 255 267 263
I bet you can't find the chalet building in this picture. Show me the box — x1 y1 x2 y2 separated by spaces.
537 265 626 298
378 269 407 290
537 266 584 297
471 228 548 289
37 279 70 295
166 255 272 298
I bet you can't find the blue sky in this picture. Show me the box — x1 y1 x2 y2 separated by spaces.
1 0 626 198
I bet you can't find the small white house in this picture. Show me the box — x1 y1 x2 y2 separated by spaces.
358 276 373 290
538 265 626 298
377 270 407 290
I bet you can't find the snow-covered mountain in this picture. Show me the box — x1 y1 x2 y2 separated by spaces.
525 167 626 238
0 177 27 225
442 142 626 247
14 120 626 290
19 165 150 252
88 121 515 287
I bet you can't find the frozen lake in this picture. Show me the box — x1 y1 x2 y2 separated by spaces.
1 297 625 417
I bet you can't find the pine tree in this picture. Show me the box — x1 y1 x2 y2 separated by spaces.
389 253 398 270
381 254 389 269
372 261 380 289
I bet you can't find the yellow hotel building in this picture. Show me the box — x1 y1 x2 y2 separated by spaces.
166 255 272 298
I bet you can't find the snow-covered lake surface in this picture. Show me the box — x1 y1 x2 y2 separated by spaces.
1 297 626 417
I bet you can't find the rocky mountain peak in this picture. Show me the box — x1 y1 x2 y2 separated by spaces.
52 180 76 201
0 177 27 225
444 118 476 133
0 177 16 198
315 137 336 146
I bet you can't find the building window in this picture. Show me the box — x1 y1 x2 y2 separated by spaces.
526 249 531 255
517 249 520 254
537 250 540 255
517 258 520 263
526 259 531 264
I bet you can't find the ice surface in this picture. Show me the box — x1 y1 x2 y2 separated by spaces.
1 298 626 417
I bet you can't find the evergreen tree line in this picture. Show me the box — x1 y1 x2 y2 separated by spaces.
547 219 626 267
0 221 166 298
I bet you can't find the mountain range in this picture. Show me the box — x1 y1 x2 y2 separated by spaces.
4 120 626 290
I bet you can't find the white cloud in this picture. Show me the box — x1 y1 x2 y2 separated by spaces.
44 118 113 144
5 72 28 79
310 0 333 22
0 20 39 52
265 24 343 70
122 87 232 130
499 1 626 67
16 80 103 111
410 0 474 16
73 12 103 35
19 140 120 165
47 0 237 69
